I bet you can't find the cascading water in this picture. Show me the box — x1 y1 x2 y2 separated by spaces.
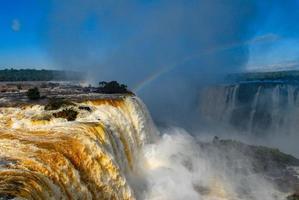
199 82 299 136
0 95 295 200
0 96 157 200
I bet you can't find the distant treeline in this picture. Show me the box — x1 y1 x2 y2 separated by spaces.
227 70 299 83
0 69 83 82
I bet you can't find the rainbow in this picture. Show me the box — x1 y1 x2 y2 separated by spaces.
133 34 280 93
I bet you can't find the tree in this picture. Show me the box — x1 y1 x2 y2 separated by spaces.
26 87 41 100
97 81 131 94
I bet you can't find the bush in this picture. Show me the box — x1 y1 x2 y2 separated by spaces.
53 109 78 121
98 81 132 94
17 84 22 90
45 98 75 111
26 87 41 100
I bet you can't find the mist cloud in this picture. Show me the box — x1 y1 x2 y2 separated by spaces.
139 128 285 200
45 0 260 128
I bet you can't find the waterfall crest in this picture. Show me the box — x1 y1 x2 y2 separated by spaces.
0 96 157 200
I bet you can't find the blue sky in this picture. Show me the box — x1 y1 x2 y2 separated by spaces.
1 0 299 72
246 0 299 71
0 0 52 68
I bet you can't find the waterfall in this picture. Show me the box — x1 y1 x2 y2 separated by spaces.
0 96 157 200
248 86 261 133
223 84 239 123
199 82 299 135
0 95 292 200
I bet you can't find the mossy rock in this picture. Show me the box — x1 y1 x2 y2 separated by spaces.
78 106 92 112
53 109 78 121
287 193 299 200
45 98 75 111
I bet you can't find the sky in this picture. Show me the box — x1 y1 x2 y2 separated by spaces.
246 1 299 71
0 1 51 68
0 1 299 72
1 0 299 128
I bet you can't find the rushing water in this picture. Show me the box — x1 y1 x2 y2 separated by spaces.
0 95 293 200
0 96 157 200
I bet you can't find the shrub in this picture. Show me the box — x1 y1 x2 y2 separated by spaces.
26 87 41 100
98 81 132 94
45 98 75 111
53 109 78 121
17 84 22 90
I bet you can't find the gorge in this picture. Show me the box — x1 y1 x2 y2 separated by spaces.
0 91 298 200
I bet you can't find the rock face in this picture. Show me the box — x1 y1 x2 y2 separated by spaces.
200 138 299 196
287 193 299 200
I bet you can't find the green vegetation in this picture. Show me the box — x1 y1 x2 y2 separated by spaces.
26 87 41 100
0 68 82 82
53 108 78 121
45 98 75 111
254 146 297 166
98 81 132 94
227 70 299 82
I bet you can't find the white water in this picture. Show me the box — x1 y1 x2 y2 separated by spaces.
0 95 293 199
139 128 285 200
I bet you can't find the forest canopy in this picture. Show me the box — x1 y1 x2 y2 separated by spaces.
0 69 82 82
